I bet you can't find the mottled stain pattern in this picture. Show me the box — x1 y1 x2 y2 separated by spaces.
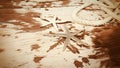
31 44 40 51
0 0 120 68
74 60 83 68
67 45 80 54
59 0 70 5
47 38 65 52
0 48 4 53
16 49 21 51
33 56 45 63
82 57 90 64
0 25 7 28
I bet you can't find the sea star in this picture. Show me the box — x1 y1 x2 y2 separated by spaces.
49 16 59 31
46 24 88 52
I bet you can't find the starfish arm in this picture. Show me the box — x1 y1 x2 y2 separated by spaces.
62 24 71 51
50 16 58 31
45 33 67 37
71 35 87 45
63 37 70 51
63 24 70 34
71 30 84 36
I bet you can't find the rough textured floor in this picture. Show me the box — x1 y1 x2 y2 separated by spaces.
0 0 120 68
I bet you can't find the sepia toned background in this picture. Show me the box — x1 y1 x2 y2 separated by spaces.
0 0 120 68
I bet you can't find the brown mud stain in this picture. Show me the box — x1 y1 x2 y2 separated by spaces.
33 56 45 63
0 48 4 53
74 60 83 68
31 44 40 51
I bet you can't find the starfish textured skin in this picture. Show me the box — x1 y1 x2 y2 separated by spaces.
46 24 87 51
72 0 120 26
